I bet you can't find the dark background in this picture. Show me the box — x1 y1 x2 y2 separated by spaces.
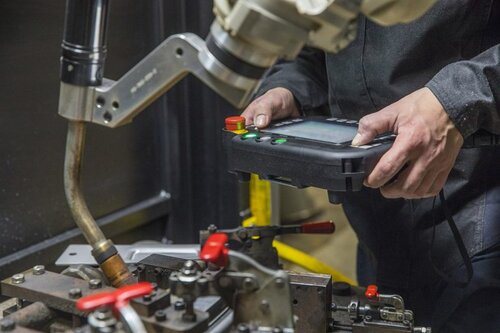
0 0 241 278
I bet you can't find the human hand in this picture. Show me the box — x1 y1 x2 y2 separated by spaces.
240 88 300 128
351 87 463 199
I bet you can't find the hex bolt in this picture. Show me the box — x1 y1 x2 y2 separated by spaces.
174 301 186 311
0 318 15 331
33 265 45 275
69 288 83 299
237 323 250 333
155 310 167 322
11 274 25 284
89 279 102 289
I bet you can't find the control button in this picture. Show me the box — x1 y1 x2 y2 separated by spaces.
257 136 272 142
225 116 246 131
327 117 338 121
272 138 287 145
242 132 259 140
291 119 303 122
346 120 357 124
365 284 379 299
336 119 347 123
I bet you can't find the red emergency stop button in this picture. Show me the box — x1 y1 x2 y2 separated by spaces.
225 116 246 131
365 284 379 299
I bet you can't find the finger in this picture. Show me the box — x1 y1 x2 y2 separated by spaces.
352 106 398 146
240 98 273 128
412 171 442 198
427 171 449 196
364 136 410 188
380 163 427 199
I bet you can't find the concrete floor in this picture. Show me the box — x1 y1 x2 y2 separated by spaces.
279 187 358 283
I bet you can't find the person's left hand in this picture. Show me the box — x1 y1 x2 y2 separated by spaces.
351 87 464 199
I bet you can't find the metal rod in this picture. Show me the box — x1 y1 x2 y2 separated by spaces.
64 121 107 248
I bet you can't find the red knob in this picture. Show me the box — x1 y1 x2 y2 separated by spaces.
225 116 246 131
365 284 379 300
76 282 153 313
300 221 335 234
200 233 229 267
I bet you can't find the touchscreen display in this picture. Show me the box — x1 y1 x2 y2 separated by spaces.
264 120 358 144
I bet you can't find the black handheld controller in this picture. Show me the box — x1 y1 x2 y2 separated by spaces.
223 116 395 194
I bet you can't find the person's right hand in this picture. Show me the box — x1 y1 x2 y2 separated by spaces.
240 87 300 128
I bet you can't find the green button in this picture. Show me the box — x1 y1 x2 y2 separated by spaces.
242 132 259 140
273 138 287 144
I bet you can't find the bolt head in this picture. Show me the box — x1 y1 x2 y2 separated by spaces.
143 294 152 302
0 318 15 331
68 288 82 299
259 299 270 314
207 224 217 233
11 274 25 284
174 301 186 311
242 277 255 290
33 265 45 275
275 278 285 288
88 279 102 289
237 323 250 333
155 310 167 322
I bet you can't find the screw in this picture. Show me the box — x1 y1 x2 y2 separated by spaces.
89 279 102 289
0 318 15 331
69 288 82 299
259 299 270 314
155 310 167 322
207 224 217 234
243 277 255 291
33 265 45 275
174 301 186 311
11 274 25 284
275 278 285 289
237 323 250 333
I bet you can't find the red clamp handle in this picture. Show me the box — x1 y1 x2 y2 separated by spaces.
76 282 153 313
200 233 229 267
365 284 379 300
300 221 335 234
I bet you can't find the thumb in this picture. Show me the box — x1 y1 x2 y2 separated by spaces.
351 108 397 146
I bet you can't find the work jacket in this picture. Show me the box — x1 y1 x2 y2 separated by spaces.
256 0 500 324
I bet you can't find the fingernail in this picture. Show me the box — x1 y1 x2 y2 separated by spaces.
255 114 267 127
351 133 362 146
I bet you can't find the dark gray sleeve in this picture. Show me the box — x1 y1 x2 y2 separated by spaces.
256 47 329 113
426 44 500 138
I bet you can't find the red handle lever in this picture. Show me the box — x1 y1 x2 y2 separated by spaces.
300 221 335 234
76 282 153 312
365 284 379 300
200 233 229 267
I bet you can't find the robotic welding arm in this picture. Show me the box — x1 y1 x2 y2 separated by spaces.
57 0 436 287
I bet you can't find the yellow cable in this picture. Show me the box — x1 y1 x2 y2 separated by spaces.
273 239 358 286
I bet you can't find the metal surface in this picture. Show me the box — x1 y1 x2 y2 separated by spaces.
56 245 199 266
289 272 332 333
